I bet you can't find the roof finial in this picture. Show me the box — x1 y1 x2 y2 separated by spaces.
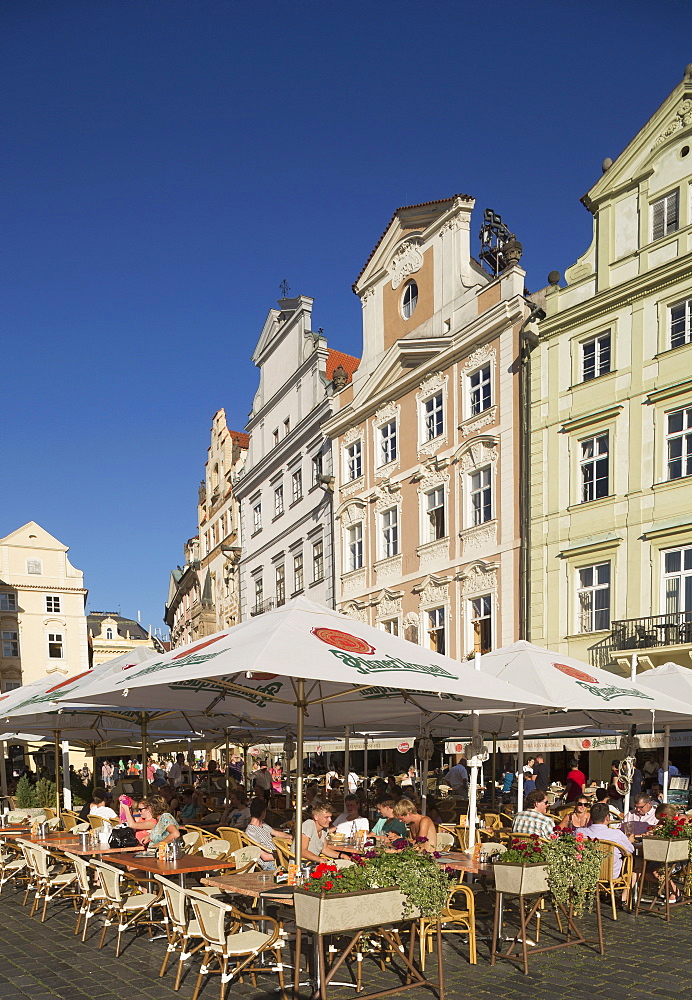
279 279 290 298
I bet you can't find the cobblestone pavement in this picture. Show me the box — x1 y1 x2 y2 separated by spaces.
0 882 690 1000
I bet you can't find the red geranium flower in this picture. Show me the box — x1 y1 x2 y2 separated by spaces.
323 880 333 890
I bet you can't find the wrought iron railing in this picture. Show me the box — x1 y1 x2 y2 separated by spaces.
250 599 276 617
588 612 692 669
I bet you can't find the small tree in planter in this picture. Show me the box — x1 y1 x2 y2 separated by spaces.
14 774 37 808
33 778 57 810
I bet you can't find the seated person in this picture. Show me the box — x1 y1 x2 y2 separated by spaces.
179 790 199 822
244 798 291 870
425 794 443 826
88 788 118 824
581 801 634 878
523 772 537 797
122 794 181 846
595 787 622 821
511 789 555 838
558 797 591 831
620 793 657 835
372 797 409 842
300 800 350 863
331 795 370 838
157 782 180 815
218 790 251 829
392 797 437 850
649 783 663 803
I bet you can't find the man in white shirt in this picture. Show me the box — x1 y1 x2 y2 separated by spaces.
220 790 251 829
332 796 370 838
347 771 359 795
445 761 469 795
168 754 186 788
582 802 634 878
620 793 657 835
253 762 272 798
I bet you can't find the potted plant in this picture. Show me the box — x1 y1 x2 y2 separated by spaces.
493 831 601 914
493 835 548 896
294 840 450 934
643 814 692 864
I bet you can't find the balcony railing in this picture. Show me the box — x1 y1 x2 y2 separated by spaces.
250 599 275 617
588 612 692 669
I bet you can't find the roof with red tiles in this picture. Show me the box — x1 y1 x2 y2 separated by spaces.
352 193 473 292
326 349 360 384
229 430 250 449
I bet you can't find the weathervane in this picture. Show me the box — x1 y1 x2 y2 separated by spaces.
279 279 290 298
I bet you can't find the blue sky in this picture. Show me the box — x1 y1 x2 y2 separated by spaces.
2 1 690 635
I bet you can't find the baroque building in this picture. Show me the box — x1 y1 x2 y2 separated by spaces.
87 612 164 666
234 294 359 619
324 195 537 655
0 521 89 689
529 66 692 673
165 410 248 647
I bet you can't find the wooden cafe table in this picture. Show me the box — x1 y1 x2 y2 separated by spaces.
110 852 236 887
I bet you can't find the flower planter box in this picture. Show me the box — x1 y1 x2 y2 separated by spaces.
493 862 548 896
642 837 691 864
293 886 418 934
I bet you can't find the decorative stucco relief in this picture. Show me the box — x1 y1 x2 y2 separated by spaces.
458 440 498 473
374 555 403 584
418 580 449 606
460 407 497 438
340 479 364 498
341 569 367 596
341 602 369 623
652 99 692 148
389 241 424 290
417 539 449 567
460 524 496 554
461 344 496 374
339 502 366 527
415 468 449 495
360 287 376 305
461 564 497 597
374 481 401 512
375 594 403 619
343 426 361 445
374 401 398 425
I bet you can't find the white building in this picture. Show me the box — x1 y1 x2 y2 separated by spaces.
235 294 359 619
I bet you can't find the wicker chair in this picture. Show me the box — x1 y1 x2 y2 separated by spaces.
215 827 245 852
0 837 28 896
199 839 233 862
90 857 164 956
592 838 634 920
156 875 206 991
63 850 108 940
436 829 455 852
22 842 78 922
419 883 476 969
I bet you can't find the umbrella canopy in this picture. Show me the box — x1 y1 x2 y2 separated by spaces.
635 661 692 703
62 596 555 725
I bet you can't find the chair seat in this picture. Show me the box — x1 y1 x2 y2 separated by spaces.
51 874 77 885
194 886 225 897
122 892 159 910
210 929 272 955
90 889 108 900
2 860 25 870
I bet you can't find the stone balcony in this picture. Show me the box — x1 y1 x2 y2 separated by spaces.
588 612 692 672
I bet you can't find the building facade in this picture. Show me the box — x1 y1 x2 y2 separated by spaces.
165 410 248 648
87 612 164 666
0 522 89 689
529 66 692 673
324 195 534 656
235 294 359 619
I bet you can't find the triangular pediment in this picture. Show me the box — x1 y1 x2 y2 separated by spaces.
583 71 692 209
0 521 68 552
252 296 314 366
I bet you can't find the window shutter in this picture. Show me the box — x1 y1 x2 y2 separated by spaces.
665 190 679 235
652 198 665 241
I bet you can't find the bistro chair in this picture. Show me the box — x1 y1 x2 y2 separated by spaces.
187 887 286 1000
63 850 108 940
215 828 245 852
232 845 261 873
61 810 82 830
419 882 477 969
156 875 206 991
272 838 294 870
24 842 79 922
454 826 481 852
0 837 28 895
184 824 217 844
592 838 634 920
199 839 233 862
88 815 104 831
90 857 164 956
182 831 204 854
436 830 455 852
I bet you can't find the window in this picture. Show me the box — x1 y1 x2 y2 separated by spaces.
3 681 20 692
313 540 324 582
577 563 610 633
105 628 113 640
425 487 446 541
652 190 679 241
272 429 279 447
2 631 19 657
346 523 363 572
45 595 61 614
254 577 264 613
274 485 284 517
402 280 418 320
580 433 609 502
284 418 291 437
582 332 611 381
471 595 493 653
423 393 444 441
667 407 692 480
379 421 397 466
292 469 303 503
293 553 304 593
346 440 362 481
252 502 262 533
380 619 399 636
427 607 446 654
26 559 42 575
662 547 692 619
276 565 285 607
671 298 692 350
469 364 492 416
47 632 64 659
0 594 17 612
470 467 492 525
312 451 323 487
380 507 399 558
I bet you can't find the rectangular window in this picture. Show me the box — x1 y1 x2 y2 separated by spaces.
313 540 324 582
379 618 399 635
662 546 692 619
427 607 446 655
291 469 303 503
580 433 609 502
47 632 64 659
346 523 363 572
254 577 264 613
45 595 61 613
283 418 291 437
423 393 444 441
470 467 492 525
0 594 17 612
667 407 692 480
293 553 304 593
26 559 42 575
274 485 284 517
577 563 610 633
652 189 679 241
671 299 692 350
471 595 493 653
312 451 323 487
2 631 19 657
3 681 20 692
425 487 446 541
272 429 279 447
252 502 262 533
380 507 399 558
582 332 611 381
469 364 492 415
346 441 362 481
276 565 285 607
379 421 397 466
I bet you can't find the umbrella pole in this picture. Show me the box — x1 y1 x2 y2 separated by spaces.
91 743 98 790
243 747 249 796
344 725 351 794
140 715 148 794
224 730 230 806
663 724 671 803
0 740 7 805
53 730 62 817
491 735 497 810
295 679 305 871
363 736 369 810
468 714 479 851
517 713 525 813
421 756 429 816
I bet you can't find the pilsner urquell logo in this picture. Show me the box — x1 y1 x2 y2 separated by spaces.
551 662 653 702
311 627 456 680
115 634 231 685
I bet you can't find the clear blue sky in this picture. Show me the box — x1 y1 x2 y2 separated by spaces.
2 1 690 634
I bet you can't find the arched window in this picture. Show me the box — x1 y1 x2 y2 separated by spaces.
402 280 418 320
106 628 113 640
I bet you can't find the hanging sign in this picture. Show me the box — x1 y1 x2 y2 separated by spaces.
250 747 261 756
397 742 410 753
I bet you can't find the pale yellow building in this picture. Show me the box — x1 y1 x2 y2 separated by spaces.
87 612 163 666
529 66 692 674
0 522 89 689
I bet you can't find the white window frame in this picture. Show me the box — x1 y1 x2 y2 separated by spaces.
47 632 64 659
579 433 609 503
401 280 418 320
254 577 264 612
313 539 325 582
576 562 611 633
379 618 400 636
312 451 323 487
293 552 304 594
379 507 399 559
106 627 113 640
291 468 303 503
378 420 397 467
252 502 262 534
422 392 444 443
470 594 493 653
276 565 285 607
426 607 446 655
345 523 363 572
670 298 692 350
274 485 284 518
345 440 363 481
45 594 61 614
661 546 692 618
468 363 492 417
2 631 19 657
0 594 17 612
423 486 446 542
581 331 611 382
652 189 679 242
666 405 692 480
469 466 493 526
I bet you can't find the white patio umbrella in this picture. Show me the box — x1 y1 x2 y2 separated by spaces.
636 662 692 802
61 596 555 864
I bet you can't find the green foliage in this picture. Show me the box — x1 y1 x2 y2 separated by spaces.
496 831 601 916
652 815 692 839
33 778 57 809
497 835 545 865
15 774 37 808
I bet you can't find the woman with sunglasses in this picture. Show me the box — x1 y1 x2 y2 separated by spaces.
558 798 591 831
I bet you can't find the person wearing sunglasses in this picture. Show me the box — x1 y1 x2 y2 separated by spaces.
558 798 591 831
